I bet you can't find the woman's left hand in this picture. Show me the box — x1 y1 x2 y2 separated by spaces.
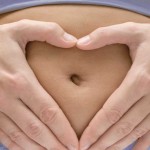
77 22 150 150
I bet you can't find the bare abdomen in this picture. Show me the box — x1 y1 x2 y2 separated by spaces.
0 5 149 138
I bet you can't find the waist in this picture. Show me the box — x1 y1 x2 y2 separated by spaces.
0 0 150 17
0 4 149 28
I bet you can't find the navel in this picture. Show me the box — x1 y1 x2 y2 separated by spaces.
70 74 81 86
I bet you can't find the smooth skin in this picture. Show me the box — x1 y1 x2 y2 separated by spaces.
0 20 78 150
77 22 150 150
0 19 150 150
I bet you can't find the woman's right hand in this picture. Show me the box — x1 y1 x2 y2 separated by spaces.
0 19 78 150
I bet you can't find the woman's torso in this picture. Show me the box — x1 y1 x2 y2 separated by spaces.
0 5 150 138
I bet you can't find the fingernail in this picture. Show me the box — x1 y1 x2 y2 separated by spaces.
78 36 91 45
63 33 77 42
81 144 91 150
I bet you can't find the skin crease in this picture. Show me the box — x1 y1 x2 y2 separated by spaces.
0 5 150 139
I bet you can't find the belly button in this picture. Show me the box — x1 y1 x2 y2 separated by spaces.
70 74 81 86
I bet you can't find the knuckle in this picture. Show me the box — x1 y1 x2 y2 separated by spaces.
26 122 42 138
18 19 31 26
10 19 32 36
40 105 59 124
9 131 23 142
133 68 150 94
133 128 147 138
12 19 31 31
103 107 122 124
125 22 140 36
14 19 33 34
125 22 137 30
8 73 29 91
93 27 109 39
48 22 60 31
126 22 136 27
118 121 133 136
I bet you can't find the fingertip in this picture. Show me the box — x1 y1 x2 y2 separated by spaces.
78 36 91 45
76 43 91 50
66 130 79 150
59 33 77 48
63 33 77 43
79 135 91 150
76 36 91 50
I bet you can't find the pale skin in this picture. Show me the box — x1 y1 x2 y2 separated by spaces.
0 20 150 150
77 22 150 150
0 20 78 150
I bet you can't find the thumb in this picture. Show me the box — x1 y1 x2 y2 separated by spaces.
7 19 77 49
77 22 140 50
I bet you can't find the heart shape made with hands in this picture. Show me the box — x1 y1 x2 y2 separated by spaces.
24 19 150 150
26 37 132 139
1 5 150 149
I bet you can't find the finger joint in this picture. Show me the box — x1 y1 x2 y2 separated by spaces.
117 121 133 136
48 22 60 32
26 122 42 138
9 130 23 143
103 107 122 124
133 68 150 94
40 105 59 124
133 128 148 138
8 73 29 92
